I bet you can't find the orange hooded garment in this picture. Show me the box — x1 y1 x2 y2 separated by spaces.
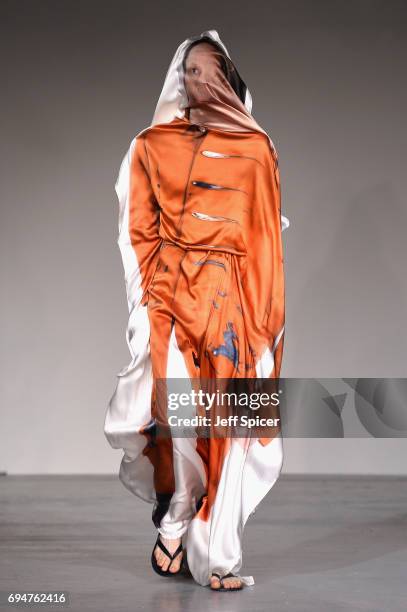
104 29 290 588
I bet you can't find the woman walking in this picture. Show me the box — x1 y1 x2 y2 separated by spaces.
104 29 289 591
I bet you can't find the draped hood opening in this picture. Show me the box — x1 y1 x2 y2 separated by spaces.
142 29 289 231
153 30 276 137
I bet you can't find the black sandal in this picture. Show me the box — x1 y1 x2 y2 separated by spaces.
151 534 184 577
210 572 243 591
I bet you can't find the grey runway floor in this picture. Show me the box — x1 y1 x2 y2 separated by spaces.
0 474 406 612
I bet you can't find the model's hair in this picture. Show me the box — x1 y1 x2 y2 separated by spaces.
182 36 247 105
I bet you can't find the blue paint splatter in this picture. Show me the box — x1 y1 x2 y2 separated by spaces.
210 321 239 370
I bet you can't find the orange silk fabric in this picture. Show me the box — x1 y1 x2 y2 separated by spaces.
129 114 285 379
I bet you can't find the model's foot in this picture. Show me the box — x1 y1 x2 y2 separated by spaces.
210 573 243 590
153 534 183 573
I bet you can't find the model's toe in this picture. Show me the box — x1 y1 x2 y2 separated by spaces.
155 548 167 570
161 556 170 571
169 552 182 572
210 575 222 590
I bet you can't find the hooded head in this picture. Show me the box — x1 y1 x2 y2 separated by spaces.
150 30 276 152
146 30 289 231
182 38 247 108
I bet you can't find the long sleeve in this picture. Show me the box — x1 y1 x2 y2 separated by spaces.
239 141 286 379
116 134 163 314
128 135 163 307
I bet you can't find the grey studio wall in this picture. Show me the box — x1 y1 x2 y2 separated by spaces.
1 1 406 475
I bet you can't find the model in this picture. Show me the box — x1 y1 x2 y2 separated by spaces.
104 29 289 591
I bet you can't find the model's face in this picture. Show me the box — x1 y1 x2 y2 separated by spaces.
184 43 224 104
